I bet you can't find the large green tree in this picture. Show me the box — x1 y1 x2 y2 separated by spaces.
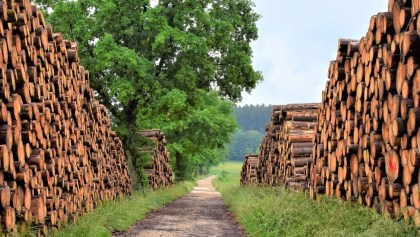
35 0 262 180
138 89 236 179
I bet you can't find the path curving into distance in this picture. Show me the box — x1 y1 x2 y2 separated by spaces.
116 176 246 237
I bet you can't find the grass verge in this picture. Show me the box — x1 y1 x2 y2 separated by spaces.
211 162 419 237
56 181 195 237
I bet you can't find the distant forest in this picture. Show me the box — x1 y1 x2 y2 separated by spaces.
233 104 272 132
227 104 272 161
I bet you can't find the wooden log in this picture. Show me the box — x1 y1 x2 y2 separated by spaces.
291 147 313 157
402 31 420 59
291 157 311 167
4 206 15 232
30 197 45 223
385 149 400 184
288 133 314 143
0 145 9 172
0 184 10 208
0 125 13 150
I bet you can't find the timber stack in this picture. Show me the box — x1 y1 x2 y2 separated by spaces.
138 130 173 189
276 104 319 189
256 114 278 185
0 0 131 234
240 154 258 186
310 0 420 225
244 103 319 189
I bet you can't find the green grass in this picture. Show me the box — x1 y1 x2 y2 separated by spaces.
211 162 419 237
56 181 195 237
210 161 242 178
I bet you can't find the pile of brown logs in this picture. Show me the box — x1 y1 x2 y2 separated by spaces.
242 104 319 189
310 0 420 223
255 112 278 186
241 0 420 226
0 0 131 234
138 130 173 189
277 104 319 189
240 154 258 185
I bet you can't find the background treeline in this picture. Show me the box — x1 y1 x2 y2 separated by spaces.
34 0 262 183
227 104 271 161
234 104 272 132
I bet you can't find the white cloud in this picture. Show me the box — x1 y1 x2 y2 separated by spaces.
240 0 388 105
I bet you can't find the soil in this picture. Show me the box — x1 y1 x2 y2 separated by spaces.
115 176 246 237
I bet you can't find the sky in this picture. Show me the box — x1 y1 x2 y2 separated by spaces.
240 0 388 105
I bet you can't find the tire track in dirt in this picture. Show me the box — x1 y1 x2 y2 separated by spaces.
116 176 246 237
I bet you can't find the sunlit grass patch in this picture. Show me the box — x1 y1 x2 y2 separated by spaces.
212 162 418 237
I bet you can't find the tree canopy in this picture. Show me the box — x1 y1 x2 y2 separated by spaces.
35 0 262 181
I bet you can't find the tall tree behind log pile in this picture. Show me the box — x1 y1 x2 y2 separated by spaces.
33 0 261 180
0 0 131 234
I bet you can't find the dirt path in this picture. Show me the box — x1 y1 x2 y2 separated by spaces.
116 176 246 237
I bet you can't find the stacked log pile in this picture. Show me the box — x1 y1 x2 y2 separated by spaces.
0 0 131 234
276 104 319 189
243 104 319 189
310 0 420 224
240 154 258 185
256 114 278 186
138 130 173 189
